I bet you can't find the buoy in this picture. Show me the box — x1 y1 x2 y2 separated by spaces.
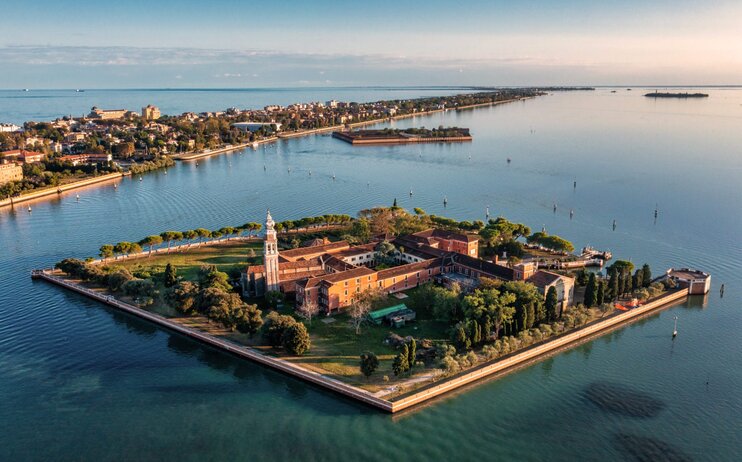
27 205 32 213
309 170 312 176
507 157 511 164
76 194 79 201
332 173 336 180
139 177 143 182
113 184 118 189
672 316 678 338
573 180 577 189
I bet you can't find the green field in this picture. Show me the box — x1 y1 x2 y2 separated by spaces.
112 240 263 281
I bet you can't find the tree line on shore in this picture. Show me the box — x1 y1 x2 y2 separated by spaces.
53 258 313 355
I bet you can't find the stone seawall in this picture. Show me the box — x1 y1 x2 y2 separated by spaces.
31 270 394 412
389 288 689 412
32 265 690 413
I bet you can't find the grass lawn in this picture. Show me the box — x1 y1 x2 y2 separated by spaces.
110 240 263 282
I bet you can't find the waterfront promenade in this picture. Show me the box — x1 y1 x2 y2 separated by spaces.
32 268 690 413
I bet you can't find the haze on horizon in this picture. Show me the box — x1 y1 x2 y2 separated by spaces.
1 0 740 89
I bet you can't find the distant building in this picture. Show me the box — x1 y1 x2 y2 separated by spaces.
141 105 161 121
232 122 282 133
527 270 575 314
88 106 127 120
2 149 46 164
0 161 23 186
0 123 22 133
58 153 113 166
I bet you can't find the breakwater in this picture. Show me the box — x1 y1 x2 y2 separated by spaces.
32 267 690 413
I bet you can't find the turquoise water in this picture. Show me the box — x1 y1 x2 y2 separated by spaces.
1 88 740 460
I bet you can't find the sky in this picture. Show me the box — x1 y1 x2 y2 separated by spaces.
1 0 741 88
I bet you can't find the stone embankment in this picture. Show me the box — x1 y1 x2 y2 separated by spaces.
32 265 690 413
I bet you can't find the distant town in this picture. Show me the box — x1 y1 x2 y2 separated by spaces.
0 89 541 200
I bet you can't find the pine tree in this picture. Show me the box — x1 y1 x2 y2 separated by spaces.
360 352 379 378
584 272 597 307
641 263 652 287
282 322 311 355
407 339 416 369
164 263 178 288
393 198 398 207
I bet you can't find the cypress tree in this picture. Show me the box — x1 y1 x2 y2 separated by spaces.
584 273 597 307
608 269 619 300
483 316 492 340
633 269 644 293
546 286 559 321
407 339 417 369
164 263 178 288
641 264 652 287
393 344 409 375
596 280 605 306
470 320 481 345
456 326 471 350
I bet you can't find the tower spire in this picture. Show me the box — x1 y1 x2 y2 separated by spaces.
264 209 280 293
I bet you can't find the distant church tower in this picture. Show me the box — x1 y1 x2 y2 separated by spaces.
264 210 280 293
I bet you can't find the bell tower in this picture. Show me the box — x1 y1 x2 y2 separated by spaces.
264 210 280 293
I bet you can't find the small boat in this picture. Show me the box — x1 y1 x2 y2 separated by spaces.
672 316 678 338
113 184 118 189
75 89 85 92
570 209 574 219
553 203 557 213
443 196 448 206
409 189 413 196
27 205 32 212
76 194 80 201
332 173 336 180
507 157 511 164
22 89 29 92
139 176 143 181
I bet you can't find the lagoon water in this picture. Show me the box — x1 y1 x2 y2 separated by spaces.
1 88 741 461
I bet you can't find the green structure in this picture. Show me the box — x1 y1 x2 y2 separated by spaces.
368 304 416 327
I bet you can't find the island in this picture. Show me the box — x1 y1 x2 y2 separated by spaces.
32 205 710 412
644 92 709 98
332 127 472 145
1 89 540 206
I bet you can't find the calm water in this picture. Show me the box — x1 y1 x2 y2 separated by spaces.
1 88 740 461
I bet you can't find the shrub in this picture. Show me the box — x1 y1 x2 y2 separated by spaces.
441 355 460 374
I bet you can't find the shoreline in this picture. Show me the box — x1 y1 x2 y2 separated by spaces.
1 96 530 208
31 268 689 413
0 171 129 209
